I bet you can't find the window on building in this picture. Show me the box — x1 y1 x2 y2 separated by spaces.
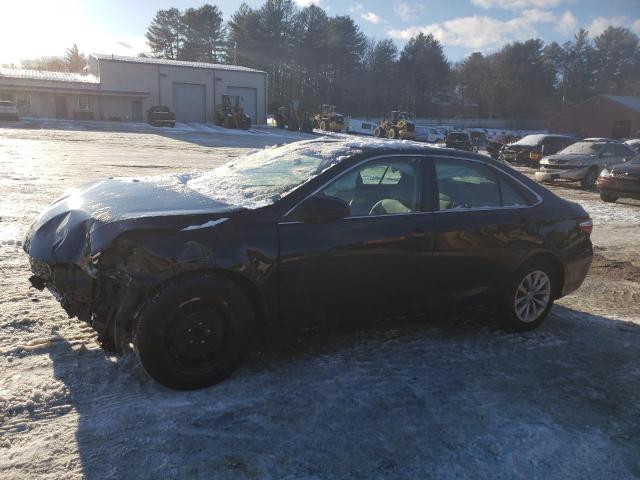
78 95 90 111
16 93 31 108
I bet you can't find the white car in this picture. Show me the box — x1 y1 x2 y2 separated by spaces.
0 100 19 121
415 126 445 143
624 139 640 153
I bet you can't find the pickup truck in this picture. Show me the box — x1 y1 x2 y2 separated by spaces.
0 100 19 121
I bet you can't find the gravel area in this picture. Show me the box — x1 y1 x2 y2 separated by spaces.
1 124 639 479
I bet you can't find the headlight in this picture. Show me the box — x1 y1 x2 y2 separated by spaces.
600 168 610 177
529 151 541 159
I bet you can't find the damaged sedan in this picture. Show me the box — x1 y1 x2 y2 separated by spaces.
24 138 593 390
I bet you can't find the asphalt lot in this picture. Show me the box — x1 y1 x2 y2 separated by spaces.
1 123 639 479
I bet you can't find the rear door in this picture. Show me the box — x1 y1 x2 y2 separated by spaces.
428 155 536 312
173 83 206 123
278 154 436 331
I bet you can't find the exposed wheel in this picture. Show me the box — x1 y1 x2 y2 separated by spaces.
580 167 599 189
387 127 398 139
373 126 384 138
499 258 556 331
133 274 254 390
320 120 328 131
600 193 618 203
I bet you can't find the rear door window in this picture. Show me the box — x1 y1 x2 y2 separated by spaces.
434 158 529 210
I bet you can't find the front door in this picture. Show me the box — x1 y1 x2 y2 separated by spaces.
278 155 435 332
131 100 143 122
54 96 67 119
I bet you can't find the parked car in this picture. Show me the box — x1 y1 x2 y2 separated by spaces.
597 154 640 202
535 139 636 188
445 131 473 151
624 139 640 153
487 140 505 159
147 106 176 128
24 138 593 390
0 100 19 121
500 134 575 167
415 126 445 143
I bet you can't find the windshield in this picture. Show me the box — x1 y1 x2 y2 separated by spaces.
631 155 640 164
187 141 350 208
512 134 546 146
559 142 603 155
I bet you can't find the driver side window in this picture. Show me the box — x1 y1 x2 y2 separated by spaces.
320 157 422 217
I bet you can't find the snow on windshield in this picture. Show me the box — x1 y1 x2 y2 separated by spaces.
560 142 602 155
187 137 428 209
512 134 546 146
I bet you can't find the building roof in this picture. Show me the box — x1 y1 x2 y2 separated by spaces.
604 95 640 113
0 68 100 84
91 53 265 74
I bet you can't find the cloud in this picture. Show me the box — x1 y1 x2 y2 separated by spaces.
587 15 640 36
348 3 364 12
116 41 133 49
394 1 416 22
294 0 321 6
556 10 578 34
361 11 381 24
471 0 574 9
387 9 559 50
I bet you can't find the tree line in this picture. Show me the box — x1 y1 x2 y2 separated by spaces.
12 0 640 119
146 0 640 119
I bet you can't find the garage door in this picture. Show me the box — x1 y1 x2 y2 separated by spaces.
227 87 257 124
173 83 206 123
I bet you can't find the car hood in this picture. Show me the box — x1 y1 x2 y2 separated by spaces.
24 174 244 263
610 162 640 174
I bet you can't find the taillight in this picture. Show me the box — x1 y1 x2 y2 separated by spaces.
579 219 593 235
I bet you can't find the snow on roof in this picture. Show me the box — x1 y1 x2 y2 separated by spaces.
603 95 640 113
0 68 100 84
92 53 265 74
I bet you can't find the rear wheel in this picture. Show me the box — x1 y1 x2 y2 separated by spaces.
320 120 328 131
373 126 383 137
499 258 556 331
134 274 254 390
600 193 618 203
387 127 398 139
580 167 599 189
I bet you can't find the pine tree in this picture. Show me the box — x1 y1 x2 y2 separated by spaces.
145 8 184 59
182 5 227 63
65 44 86 72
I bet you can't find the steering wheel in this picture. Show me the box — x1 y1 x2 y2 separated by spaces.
369 199 410 215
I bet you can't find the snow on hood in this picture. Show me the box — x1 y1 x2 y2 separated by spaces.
187 137 429 209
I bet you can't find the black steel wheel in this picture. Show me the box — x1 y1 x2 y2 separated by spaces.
580 167 599 189
600 193 618 203
134 274 254 390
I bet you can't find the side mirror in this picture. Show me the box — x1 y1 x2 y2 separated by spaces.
292 195 350 223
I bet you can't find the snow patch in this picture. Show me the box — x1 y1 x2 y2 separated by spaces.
180 218 228 231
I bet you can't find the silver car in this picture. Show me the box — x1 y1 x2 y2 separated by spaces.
535 140 636 188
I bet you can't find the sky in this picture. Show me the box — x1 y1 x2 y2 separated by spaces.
1 0 639 66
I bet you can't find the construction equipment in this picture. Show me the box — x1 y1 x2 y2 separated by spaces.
373 111 416 140
275 99 314 133
314 104 345 133
214 95 251 130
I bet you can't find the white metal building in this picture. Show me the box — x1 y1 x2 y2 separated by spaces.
0 54 267 124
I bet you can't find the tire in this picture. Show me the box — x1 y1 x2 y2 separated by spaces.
499 258 557 331
600 193 618 203
320 120 328 131
373 126 383 138
580 167 599 189
133 274 254 390
387 127 398 139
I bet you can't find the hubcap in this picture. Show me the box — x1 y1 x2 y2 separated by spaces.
514 270 551 323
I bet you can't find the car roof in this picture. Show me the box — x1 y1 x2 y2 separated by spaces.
582 137 618 142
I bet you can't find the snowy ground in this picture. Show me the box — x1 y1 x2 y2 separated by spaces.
0 124 639 479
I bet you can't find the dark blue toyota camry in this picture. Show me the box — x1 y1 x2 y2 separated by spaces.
24 138 593 389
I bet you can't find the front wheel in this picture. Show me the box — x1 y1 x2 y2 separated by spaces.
134 274 254 390
499 259 556 331
600 193 618 203
580 168 599 189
